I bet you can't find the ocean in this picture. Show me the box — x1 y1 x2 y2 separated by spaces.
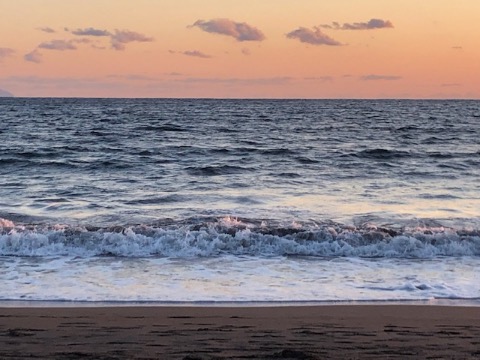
0 98 479 304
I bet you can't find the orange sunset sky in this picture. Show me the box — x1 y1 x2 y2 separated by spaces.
0 0 479 98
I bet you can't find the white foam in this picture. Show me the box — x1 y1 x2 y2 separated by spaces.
1 217 479 302
0 255 478 302
1 223 479 258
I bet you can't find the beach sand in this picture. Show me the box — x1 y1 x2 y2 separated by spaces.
1 305 479 359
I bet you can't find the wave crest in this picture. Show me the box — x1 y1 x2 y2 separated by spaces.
1 217 479 258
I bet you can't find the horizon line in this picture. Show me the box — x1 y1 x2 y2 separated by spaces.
1 96 479 101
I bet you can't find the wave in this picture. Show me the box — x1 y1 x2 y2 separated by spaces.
353 149 412 160
185 165 253 176
1 216 479 258
134 124 188 132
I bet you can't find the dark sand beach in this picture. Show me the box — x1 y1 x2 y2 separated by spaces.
1 305 479 359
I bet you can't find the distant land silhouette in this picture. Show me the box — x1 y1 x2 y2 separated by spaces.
0 88 14 97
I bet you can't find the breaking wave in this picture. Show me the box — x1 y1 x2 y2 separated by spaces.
1 216 479 258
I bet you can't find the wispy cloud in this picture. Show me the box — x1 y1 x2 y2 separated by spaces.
37 27 56 33
38 39 78 51
0 75 109 97
179 76 291 85
286 27 342 46
107 74 160 81
182 50 212 58
169 49 212 58
110 30 154 50
191 19 265 42
70 27 110 37
361 74 402 81
0 47 15 59
91 44 107 50
441 83 461 87
2 75 104 85
1 75 178 97
24 49 43 63
39 27 153 52
68 27 153 50
322 19 394 30
304 76 334 82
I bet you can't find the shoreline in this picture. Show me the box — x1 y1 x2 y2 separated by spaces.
1 298 480 308
1 305 479 359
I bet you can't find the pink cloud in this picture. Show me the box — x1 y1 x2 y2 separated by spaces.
183 50 212 58
304 76 334 82
24 49 43 63
191 19 265 42
361 74 402 81
322 19 394 30
0 47 15 59
37 27 56 33
286 27 342 46
71 27 110 37
38 39 77 51
67 27 153 50
110 30 154 50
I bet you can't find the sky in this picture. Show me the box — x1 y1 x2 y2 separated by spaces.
0 0 479 98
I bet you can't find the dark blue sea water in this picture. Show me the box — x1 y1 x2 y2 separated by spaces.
0 98 479 302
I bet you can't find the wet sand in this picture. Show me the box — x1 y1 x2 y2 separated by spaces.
1 305 479 359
